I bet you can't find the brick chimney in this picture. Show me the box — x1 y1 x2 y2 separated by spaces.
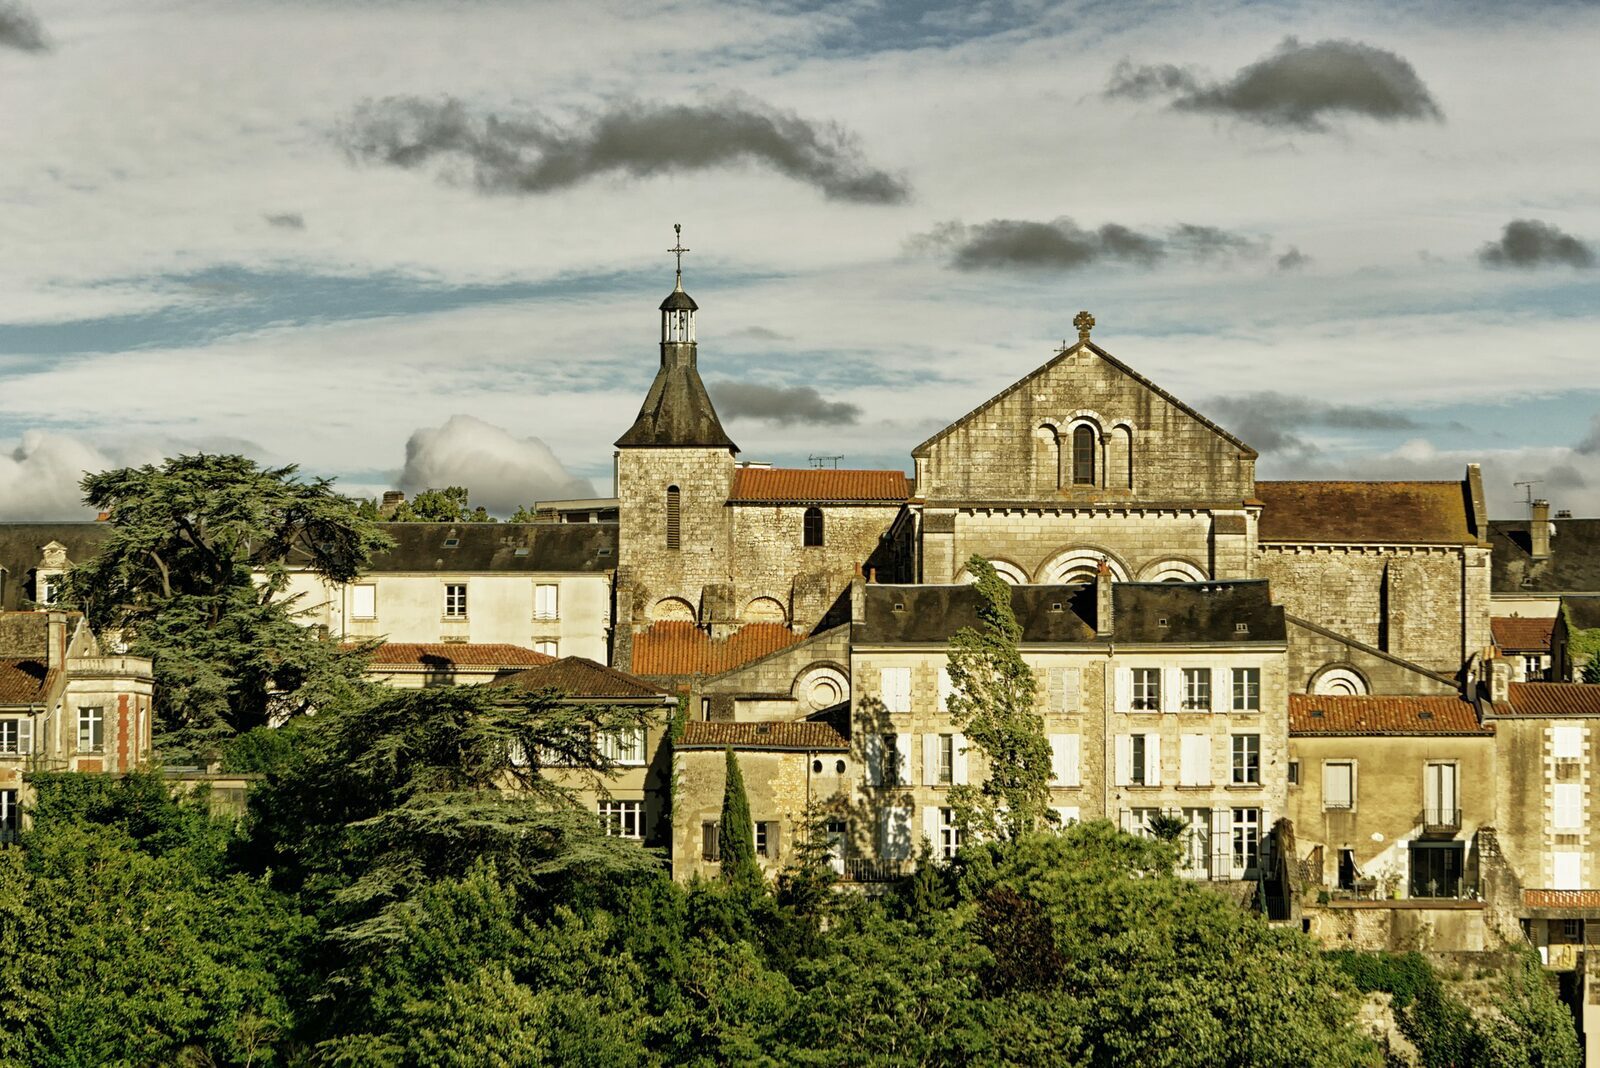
47 610 67 667
379 490 405 518
1095 559 1114 638
1530 499 1551 560
1488 655 1513 705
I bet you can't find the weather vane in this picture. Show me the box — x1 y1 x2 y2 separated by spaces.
669 223 690 286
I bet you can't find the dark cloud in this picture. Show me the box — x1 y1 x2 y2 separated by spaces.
1108 38 1442 132
0 0 48 52
728 326 789 341
1276 247 1311 271
1205 391 1423 455
1478 219 1595 269
709 382 861 426
911 217 1266 272
263 212 305 230
339 95 909 204
1576 415 1600 456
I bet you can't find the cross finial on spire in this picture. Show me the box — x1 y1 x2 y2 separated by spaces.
669 223 690 290
1073 310 1095 343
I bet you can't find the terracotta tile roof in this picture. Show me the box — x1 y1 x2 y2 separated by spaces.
728 467 909 504
492 657 668 700
0 659 56 706
364 643 555 669
1288 694 1491 736
1491 616 1555 652
679 720 849 751
631 622 805 677
1255 480 1476 545
1500 683 1600 717
1524 890 1600 910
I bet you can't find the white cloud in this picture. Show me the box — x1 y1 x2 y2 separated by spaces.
0 430 135 519
399 414 595 513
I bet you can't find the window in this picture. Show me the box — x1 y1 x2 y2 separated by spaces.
0 789 16 841
36 572 58 606
1554 783 1583 831
1524 655 1548 682
936 734 953 785
1132 668 1161 711
1231 735 1260 785
867 733 910 786
598 800 644 839
534 583 559 620
1049 733 1081 787
350 584 377 620
702 820 720 861
443 583 467 619
1131 734 1147 785
1553 725 1584 760
1178 734 1211 786
1127 807 1160 837
534 640 558 657
803 507 824 547
937 808 962 859
883 733 903 786
1323 761 1354 810
1410 842 1464 897
1181 808 1211 875
0 718 32 756
1182 668 1211 711
1563 918 1584 942
77 706 103 754
1116 732 1160 786
1287 760 1300 785
1232 668 1261 711
879 667 911 714
1426 762 1459 828
666 486 681 550
756 821 780 858
598 726 647 766
1072 424 1096 485
1554 851 1583 890
1232 808 1261 872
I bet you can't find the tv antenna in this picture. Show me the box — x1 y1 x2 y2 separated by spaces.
809 454 843 469
1514 480 1543 508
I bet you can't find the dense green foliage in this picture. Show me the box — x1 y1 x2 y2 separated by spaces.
946 554 1054 839
58 454 390 759
384 486 497 523
718 748 758 882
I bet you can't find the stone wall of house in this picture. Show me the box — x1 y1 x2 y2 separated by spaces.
616 447 734 622
727 503 900 628
914 345 1256 505
1492 716 1597 896
1284 619 1460 696
696 625 853 722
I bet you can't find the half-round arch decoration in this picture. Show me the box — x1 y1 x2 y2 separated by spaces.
793 663 850 712
1139 558 1208 583
648 596 697 622
957 558 1030 585
1036 547 1130 585
742 596 789 624
1310 665 1370 696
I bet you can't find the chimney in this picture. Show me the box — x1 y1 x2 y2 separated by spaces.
1095 559 1114 638
1531 499 1551 560
850 572 866 625
47 610 67 667
1488 655 1513 705
380 490 405 518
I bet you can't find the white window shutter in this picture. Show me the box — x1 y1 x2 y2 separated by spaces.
1114 667 1132 713
1145 734 1163 786
1555 851 1582 890
1114 734 1132 786
1210 667 1226 713
1164 668 1182 714
881 806 912 860
922 805 941 848
952 733 970 785
1052 805 1079 828
880 668 912 714
19 718 33 755
1061 667 1081 712
1050 733 1081 787
1555 784 1583 831
1180 734 1208 786
938 666 954 712
864 734 883 787
922 733 939 786
893 733 913 786
1554 726 1584 759
1048 668 1065 713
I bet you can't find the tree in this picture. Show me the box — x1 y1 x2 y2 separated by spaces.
719 748 759 882
945 555 1054 840
390 486 496 523
1582 656 1600 685
58 454 391 758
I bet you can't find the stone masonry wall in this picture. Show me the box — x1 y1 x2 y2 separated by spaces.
941 508 1227 584
616 447 734 620
728 503 900 629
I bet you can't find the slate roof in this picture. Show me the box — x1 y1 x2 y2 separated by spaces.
1491 616 1555 652
1255 481 1477 545
1524 890 1600 910
1565 597 1600 632
1111 581 1285 644
678 720 849 752
857 584 1096 644
0 523 112 610
614 301 737 451
1490 519 1600 594
1496 683 1600 717
631 622 804 677
365 643 555 670
366 522 616 573
728 468 910 504
1288 694 1491 736
492 657 668 700
911 339 1257 460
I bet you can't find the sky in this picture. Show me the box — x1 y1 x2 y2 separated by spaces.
2 0 1598 519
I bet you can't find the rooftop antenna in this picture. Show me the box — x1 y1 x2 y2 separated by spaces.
1514 480 1543 510
809 454 843 469
668 223 689 290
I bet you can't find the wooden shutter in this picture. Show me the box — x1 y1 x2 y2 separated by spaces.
893 734 913 786
1210 667 1226 713
881 807 912 860
1163 668 1181 714
1052 805 1080 828
1114 668 1132 713
1554 851 1582 890
1144 734 1163 786
1180 734 1210 786
1323 763 1352 809
1061 667 1081 712
665 486 681 549
1114 734 1132 786
938 666 954 712
864 734 883 786
1049 733 1080 787
923 734 941 786
922 806 941 849
1048 668 1065 713
1554 726 1584 759
1555 784 1583 831
952 733 970 785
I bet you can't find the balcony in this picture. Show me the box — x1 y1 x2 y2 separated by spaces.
1422 808 1462 836
837 858 911 883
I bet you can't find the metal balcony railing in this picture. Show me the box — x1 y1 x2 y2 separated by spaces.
838 858 911 883
1423 808 1462 834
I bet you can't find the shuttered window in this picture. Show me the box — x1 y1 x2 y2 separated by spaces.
665 486 681 550
1050 733 1081 787
1179 734 1211 786
879 667 912 714
1323 762 1354 810
1555 783 1584 831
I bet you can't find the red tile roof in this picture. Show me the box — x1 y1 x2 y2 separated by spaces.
631 622 804 677
1255 481 1475 545
1491 616 1555 651
679 720 849 751
1525 890 1600 910
364 643 556 669
728 467 909 504
493 657 668 700
1288 694 1491 736
1500 683 1600 717
0 659 56 706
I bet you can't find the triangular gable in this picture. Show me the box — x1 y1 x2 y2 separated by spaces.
911 340 1257 460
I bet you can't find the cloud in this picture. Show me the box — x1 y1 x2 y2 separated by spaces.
338 95 910 204
263 212 305 230
1276 247 1310 271
0 431 113 519
398 415 595 514
1478 219 1595 269
1107 38 1442 131
708 382 861 426
910 217 1266 271
0 0 47 53
1203 391 1423 455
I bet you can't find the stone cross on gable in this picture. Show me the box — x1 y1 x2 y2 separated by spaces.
1073 310 1095 343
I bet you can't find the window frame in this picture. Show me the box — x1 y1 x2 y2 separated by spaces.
77 705 104 755
1130 733 1148 786
1230 733 1261 786
443 582 468 619
701 820 719 860
936 733 954 786
1131 668 1161 712
802 507 824 547
350 583 378 620
938 807 963 859
1181 667 1212 711
1071 424 1096 485
1231 667 1261 711
533 639 559 657
666 485 681 550
534 583 559 620
598 725 647 766
1232 807 1261 872
0 717 33 756
1322 760 1355 810
598 799 644 839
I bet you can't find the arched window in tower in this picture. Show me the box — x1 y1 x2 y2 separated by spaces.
803 507 824 547
1072 424 1096 485
666 486 681 550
